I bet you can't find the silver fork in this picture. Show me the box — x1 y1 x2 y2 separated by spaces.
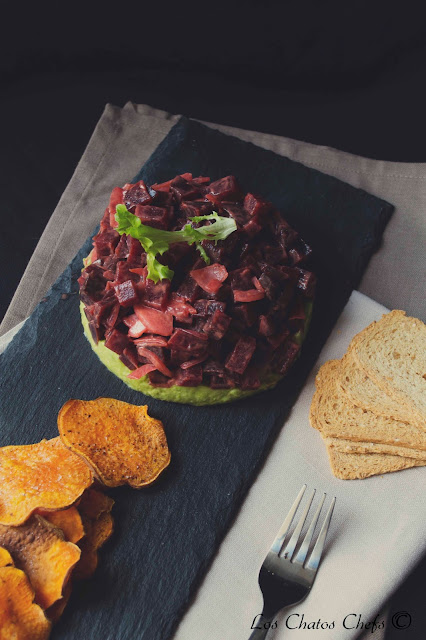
248 485 336 639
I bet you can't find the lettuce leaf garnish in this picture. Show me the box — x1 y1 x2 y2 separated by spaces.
115 204 237 283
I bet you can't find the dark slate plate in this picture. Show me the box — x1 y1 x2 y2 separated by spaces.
0 118 393 640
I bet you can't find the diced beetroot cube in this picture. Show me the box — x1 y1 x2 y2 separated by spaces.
105 303 120 329
222 203 248 226
296 268 316 296
109 187 124 227
115 235 129 259
88 320 102 344
203 310 232 340
190 264 228 294
151 190 174 206
241 367 261 390
258 315 276 337
124 180 152 209
208 175 241 202
114 261 139 284
135 205 172 230
243 193 271 217
275 340 300 375
262 245 285 265
174 365 203 387
225 336 256 374
229 268 254 290
100 207 111 232
105 328 129 355
144 279 171 311
243 218 262 237
176 275 202 303
180 201 214 218
93 229 120 257
232 304 257 328
209 374 235 389
267 328 290 349
170 176 201 202
148 370 171 386
114 280 139 307
78 265 107 304
119 345 140 370
127 236 143 262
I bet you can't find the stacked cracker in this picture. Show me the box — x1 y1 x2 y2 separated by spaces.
310 310 426 480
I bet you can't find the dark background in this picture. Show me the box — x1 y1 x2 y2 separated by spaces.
0 4 425 637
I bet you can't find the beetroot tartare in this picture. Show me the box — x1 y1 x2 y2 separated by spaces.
78 173 316 405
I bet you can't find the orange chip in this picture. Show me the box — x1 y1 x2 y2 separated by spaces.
0 515 81 609
74 511 114 581
77 487 114 520
0 566 51 640
58 398 171 488
0 546 13 568
45 579 72 623
0 437 93 526
39 506 85 544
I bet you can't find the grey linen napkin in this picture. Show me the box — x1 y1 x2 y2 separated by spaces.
1 104 426 640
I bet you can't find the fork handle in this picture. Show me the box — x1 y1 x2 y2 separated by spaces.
248 614 277 639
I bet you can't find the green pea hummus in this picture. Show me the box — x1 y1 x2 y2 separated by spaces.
80 300 312 406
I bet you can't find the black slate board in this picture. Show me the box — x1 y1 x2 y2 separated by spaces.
0 118 393 640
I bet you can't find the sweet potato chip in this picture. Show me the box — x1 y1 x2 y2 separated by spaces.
58 398 171 488
0 437 93 526
0 515 81 609
45 579 72 623
39 506 85 544
74 512 114 581
0 566 51 640
0 546 13 568
77 487 114 520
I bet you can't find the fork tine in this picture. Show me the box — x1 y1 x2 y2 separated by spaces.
293 493 325 565
280 488 315 560
305 496 336 571
270 485 306 554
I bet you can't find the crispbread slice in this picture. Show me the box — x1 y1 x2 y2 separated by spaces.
326 448 426 480
310 360 426 451
338 351 424 429
324 436 426 460
350 310 426 430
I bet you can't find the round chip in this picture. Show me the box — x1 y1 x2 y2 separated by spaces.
39 506 85 544
0 515 81 610
0 437 93 526
58 398 171 488
0 566 51 640
0 547 13 569
74 511 114 581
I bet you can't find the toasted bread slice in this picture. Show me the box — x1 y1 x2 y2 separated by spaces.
310 360 426 451
326 447 426 480
350 310 426 430
324 436 426 460
338 351 424 429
